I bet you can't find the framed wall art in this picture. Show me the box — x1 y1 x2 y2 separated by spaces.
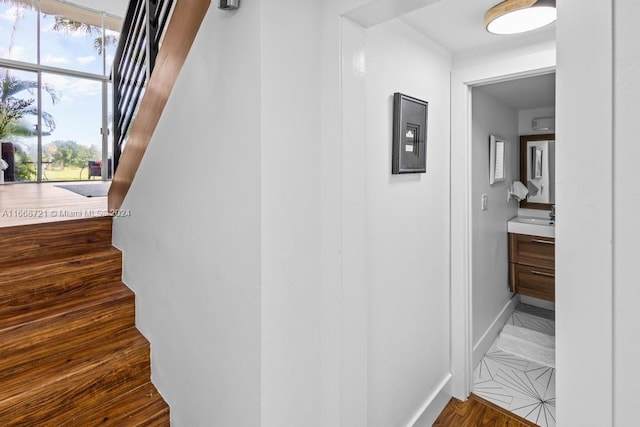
489 134 506 185
392 93 428 174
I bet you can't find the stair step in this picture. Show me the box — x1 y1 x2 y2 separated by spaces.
0 216 113 267
0 283 135 374
64 382 169 426
0 218 169 421
0 328 150 425
0 247 122 310
0 327 147 400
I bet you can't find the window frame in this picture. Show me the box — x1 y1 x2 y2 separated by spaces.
0 0 121 182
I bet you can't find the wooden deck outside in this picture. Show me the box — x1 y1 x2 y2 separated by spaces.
0 183 109 228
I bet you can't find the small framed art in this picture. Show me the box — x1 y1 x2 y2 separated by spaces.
392 93 428 174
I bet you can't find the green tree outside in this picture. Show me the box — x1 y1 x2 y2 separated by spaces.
46 140 99 169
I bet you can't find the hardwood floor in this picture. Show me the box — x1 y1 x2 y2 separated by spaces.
0 216 169 424
433 394 539 427
0 182 108 228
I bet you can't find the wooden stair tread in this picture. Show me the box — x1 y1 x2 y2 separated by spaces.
0 217 168 422
0 281 133 329
0 247 122 308
0 283 135 375
0 333 150 425
0 217 113 268
0 327 148 400
64 382 169 426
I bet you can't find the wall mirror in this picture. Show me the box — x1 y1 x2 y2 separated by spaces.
519 133 555 210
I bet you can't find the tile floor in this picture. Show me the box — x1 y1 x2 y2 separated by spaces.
473 304 556 427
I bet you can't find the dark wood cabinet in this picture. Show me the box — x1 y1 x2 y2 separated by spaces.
509 233 555 302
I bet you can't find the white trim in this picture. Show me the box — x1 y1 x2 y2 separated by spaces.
0 58 110 82
406 373 452 427
450 45 556 401
472 295 520 370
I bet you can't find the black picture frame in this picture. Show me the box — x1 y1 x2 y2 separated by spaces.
392 93 428 174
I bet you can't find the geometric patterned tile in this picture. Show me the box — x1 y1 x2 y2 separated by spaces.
473 306 556 427
509 311 556 336
516 302 555 321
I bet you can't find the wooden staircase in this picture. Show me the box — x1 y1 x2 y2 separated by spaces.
0 216 169 425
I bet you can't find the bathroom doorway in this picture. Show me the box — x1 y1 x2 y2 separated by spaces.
466 72 557 426
451 52 556 412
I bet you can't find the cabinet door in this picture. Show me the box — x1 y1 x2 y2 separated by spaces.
510 263 555 302
509 233 555 269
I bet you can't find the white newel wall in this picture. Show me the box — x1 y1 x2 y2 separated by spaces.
613 0 640 424
556 0 613 425
113 4 263 426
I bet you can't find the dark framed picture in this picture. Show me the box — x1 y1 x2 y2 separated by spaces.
392 93 428 174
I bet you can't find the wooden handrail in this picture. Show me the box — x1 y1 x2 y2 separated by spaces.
108 0 211 211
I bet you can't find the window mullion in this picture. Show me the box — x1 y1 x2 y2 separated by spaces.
36 71 42 183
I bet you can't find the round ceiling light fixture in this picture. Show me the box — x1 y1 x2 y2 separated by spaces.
485 0 556 35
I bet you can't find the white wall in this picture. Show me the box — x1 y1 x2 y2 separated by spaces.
112 4 263 426
363 19 451 427
113 1 454 425
556 0 613 425
613 0 640 424
260 0 323 425
470 89 518 366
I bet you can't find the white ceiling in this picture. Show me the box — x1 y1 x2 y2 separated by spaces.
473 72 556 110
62 0 556 110
400 0 556 55
66 0 129 17
398 0 556 110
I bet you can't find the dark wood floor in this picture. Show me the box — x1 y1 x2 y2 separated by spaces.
433 394 539 427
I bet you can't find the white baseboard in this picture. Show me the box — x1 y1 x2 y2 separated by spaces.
407 373 452 427
472 296 520 370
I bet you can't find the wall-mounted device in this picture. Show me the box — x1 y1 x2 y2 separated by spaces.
219 0 239 10
532 116 555 131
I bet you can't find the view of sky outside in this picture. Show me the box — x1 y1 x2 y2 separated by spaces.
0 0 120 181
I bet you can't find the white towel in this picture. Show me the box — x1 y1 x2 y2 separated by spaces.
511 181 529 201
497 324 555 368
0 158 8 171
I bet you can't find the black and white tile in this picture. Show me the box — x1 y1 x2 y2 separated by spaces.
473 304 556 427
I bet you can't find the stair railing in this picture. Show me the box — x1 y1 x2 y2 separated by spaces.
107 0 211 211
112 0 175 170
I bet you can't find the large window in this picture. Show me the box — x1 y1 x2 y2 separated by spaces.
0 0 121 182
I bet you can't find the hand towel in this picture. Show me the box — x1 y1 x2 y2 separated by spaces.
511 181 529 201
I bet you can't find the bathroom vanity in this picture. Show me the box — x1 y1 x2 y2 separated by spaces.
507 217 555 302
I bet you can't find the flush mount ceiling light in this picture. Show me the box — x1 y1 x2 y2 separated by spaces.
485 0 556 35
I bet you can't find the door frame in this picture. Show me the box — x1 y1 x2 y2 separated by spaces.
449 49 556 399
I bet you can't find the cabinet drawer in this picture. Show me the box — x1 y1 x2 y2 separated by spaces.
510 263 555 302
509 233 555 269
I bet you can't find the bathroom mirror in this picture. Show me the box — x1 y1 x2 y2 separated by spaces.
519 134 555 210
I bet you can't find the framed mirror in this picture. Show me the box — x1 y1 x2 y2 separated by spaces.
519 133 555 210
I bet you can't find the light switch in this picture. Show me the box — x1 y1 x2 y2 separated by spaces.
481 194 488 211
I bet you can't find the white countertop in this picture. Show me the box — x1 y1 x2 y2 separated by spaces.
508 216 555 238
